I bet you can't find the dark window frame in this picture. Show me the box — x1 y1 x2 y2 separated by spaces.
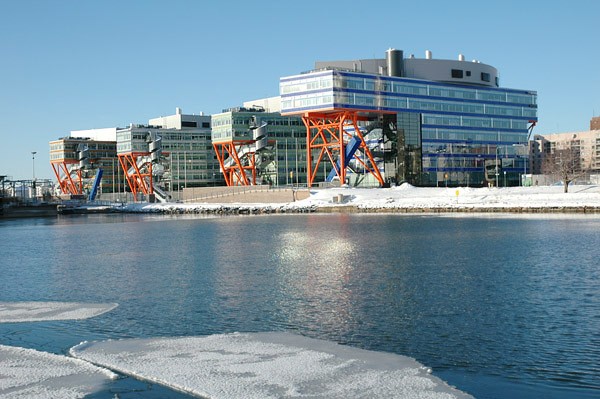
451 69 464 79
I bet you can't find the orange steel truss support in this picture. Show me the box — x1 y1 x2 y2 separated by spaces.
118 152 153 198
213 141 258 186
301 111 385 187
51 161 83 195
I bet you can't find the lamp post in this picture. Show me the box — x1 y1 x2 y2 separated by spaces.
31 151 37 199
31 151 37 180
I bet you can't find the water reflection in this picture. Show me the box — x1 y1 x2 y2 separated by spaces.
0 214 599 399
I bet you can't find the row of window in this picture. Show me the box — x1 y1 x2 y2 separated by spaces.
281 90 536 120
212 116 304 127
50 143 116 151
422 128 526 143
422 115 529 130
181 121 211 128
451 69 494 84
331 92 536 118
423 156 525 169
422 142 527 157
281 74 536 106
280 76 334 94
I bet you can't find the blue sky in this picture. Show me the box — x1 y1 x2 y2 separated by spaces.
1 0 598 180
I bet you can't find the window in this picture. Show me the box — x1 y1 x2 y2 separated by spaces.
202 122 210 128
481 72 491 82
466 71 471 77
182 121 197 127
451 69 463 78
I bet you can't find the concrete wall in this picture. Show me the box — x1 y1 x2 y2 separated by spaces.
182 185 309 203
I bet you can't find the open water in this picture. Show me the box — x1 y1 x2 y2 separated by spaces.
0 213 599 399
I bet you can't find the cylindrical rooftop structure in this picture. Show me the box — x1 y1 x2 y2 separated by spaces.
386 48 404 77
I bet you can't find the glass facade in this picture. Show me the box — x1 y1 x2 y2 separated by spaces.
117 124 220 191
211 110 326 186
280 69 537 187
49 138 120 193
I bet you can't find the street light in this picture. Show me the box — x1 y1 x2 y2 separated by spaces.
31 151 37 180
31 151 37 200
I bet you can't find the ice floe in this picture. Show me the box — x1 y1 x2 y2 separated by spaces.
71 332 473 398
0 344 117 399
0 301 118 323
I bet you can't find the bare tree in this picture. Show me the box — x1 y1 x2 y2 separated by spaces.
542 146 588 193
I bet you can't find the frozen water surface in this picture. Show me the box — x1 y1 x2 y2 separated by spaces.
0 301 118 323
70 332 473 399
0 344 117 399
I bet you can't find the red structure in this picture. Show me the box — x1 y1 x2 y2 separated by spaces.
118 152 154 198
301 110 385 187
213 140 260 186
51 160 84 195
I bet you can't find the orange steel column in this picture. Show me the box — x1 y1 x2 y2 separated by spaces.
302 111 384 187
302 112 344 187
213 141 256 186
349 113 385 186
51 161 83 195
118 153 152 198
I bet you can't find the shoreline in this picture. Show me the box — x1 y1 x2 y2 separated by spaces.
50 184 600 216
108 203 600 216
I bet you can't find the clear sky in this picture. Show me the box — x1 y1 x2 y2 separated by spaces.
1 0 598 180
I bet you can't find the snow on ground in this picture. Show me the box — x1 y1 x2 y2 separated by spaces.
71 332 473 399
119 184 600 213
0 302 118 323
299 184 600 210
0 344 117 399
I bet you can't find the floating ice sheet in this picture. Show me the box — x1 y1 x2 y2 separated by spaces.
0 301 118 323
71 332 473 398
0 344 117 399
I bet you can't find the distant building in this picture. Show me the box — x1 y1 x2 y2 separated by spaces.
50 108 220 200
531 119 600 175
591 116 600 130
280 48 538 187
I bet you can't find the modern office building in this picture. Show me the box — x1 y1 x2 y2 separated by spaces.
211 100 326 186
50 131 119 195
116 108 220 198
51 108 219 201
280 48 538 187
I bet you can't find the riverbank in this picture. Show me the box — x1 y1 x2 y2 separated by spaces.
113 184 600 215
0 203 58 218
